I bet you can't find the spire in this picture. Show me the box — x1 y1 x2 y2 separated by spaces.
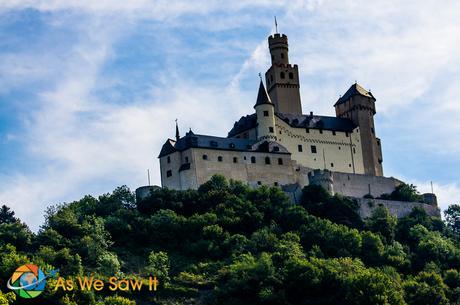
254 79 273 108
274 16 278 33
175 119 180 141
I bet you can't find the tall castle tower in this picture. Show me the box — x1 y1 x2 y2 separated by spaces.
264 34 302 115
334 83 383 176
254 80 276 141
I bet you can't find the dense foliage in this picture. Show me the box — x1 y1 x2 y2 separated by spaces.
0 175 459 304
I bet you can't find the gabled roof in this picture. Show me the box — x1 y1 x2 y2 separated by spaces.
158 139 177 158
158 131 291 158
276 113 356 132
228 113 257 137
254 80 273 107
335 83 375 106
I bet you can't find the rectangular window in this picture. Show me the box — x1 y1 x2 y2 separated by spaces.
166 170 172 177
298 145 303 152
311 145 317 154
202 154 208 160
278 158 283 165
269 127 274 133
167 156 171 163
306 128 309 133
346 132 349 137
263 111 269 117
332 131 336 136
218 156 223 162
185 157 189 163
330 163 334 167
319 129 323 134
233 157 238 163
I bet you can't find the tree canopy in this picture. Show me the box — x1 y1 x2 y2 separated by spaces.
0 175 459 305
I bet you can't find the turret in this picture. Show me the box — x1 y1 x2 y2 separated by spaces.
254 80 276 141
264 33 302 115
335 83 383 176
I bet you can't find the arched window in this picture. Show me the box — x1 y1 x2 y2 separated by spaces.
265 157 271 165
233 157 238 163
202 154 208 160
218 156 223 162
251 156 256 164
289 72 294 79
280 72 285 79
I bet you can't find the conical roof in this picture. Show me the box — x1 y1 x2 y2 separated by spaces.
254 80 273 107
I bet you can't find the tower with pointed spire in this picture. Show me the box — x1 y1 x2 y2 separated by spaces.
254 80 276 141
264 33 302 115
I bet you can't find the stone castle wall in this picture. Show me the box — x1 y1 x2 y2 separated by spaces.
356 198 440 218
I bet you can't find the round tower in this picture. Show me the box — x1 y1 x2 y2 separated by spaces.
308 169 334 194
265 33 302 115
254 80 276 141
268 33 289 65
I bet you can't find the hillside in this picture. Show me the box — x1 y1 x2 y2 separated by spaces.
1 175 460 305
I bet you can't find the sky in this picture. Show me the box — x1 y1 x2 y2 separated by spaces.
1 0 460 231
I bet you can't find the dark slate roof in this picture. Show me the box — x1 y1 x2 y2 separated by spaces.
228 113 257 137
158 131 291 158
335 83 375 106
254 80 273 107
276 113 356 132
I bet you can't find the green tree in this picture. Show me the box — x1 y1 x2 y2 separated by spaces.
0 289 16 305
366 205 397 243
101 296 136 305
97 252 121 276
0 205 16 224
146 251 170 286
382 183 423 202
445 204 460 235
404 271 449 305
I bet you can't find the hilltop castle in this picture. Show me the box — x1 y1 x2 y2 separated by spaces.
151 31 439 217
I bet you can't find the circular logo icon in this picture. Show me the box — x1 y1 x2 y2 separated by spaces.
7 264 47 298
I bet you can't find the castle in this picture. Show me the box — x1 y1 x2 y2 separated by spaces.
150 31 439 218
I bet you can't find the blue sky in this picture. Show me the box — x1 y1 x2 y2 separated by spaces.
1 0 460 231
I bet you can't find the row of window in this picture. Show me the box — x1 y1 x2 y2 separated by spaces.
203 154 284 165
298 145 317 153
267 72 295 85
304 129 349 137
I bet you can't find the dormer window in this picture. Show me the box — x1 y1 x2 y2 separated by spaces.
273 146 280 152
